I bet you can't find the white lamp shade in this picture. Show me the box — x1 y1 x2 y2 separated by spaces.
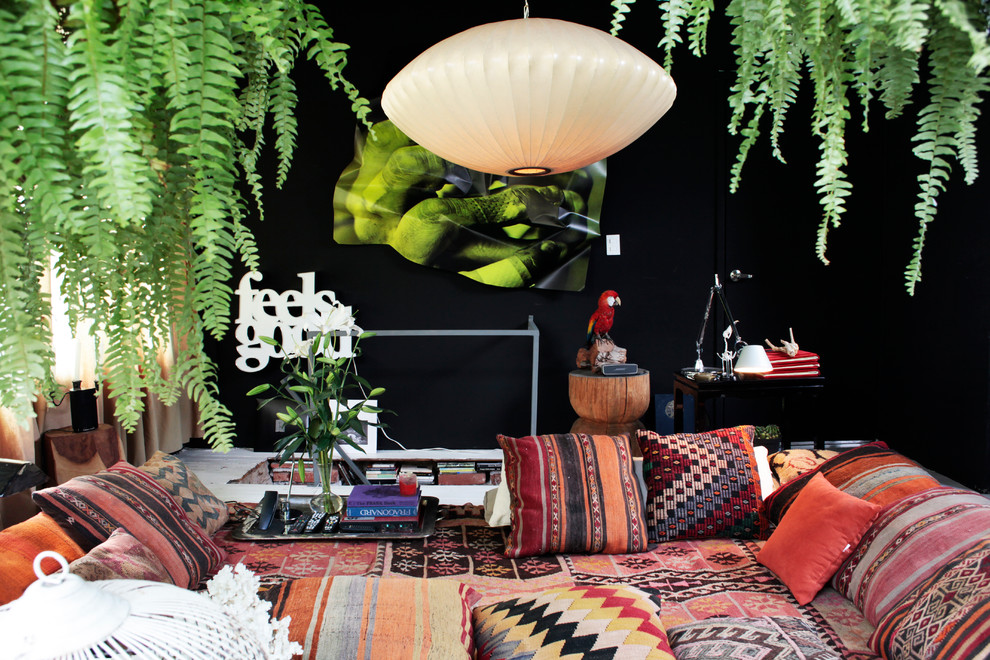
381 18 677 176
734 344 774 374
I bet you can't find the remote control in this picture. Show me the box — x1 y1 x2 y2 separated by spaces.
288 513 311 534
304 512 327 533
323 514 340 534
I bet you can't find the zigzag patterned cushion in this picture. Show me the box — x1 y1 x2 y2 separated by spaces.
473 584 674 660
637 426 765 542
498 433 648 557
831 485 990 625
870 537 990 660
667 616 841 659
127 451 229 535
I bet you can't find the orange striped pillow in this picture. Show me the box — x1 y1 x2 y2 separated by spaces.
0 513 85 605
263 576 479 659
497 433 648 558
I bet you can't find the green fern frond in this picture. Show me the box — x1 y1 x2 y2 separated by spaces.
906 11 984 294
270 69 299 189
934 0 990 72
762 0 802 160
685 0 714 58
610 0 636 36
658 0 691 71
807 26 854 264
64 0 153 227
876 43 921 119
729 101 766 192
0 211 53 421
889 0 930 51
833 0 862 26
299 2 371 127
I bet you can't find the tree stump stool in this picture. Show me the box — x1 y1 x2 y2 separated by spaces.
41 424 123 486
568 369 650 440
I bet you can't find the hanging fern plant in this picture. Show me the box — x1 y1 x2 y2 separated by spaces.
0 0 369 450
612 0 990 295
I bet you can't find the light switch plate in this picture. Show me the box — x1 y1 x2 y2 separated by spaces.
606 234 621 256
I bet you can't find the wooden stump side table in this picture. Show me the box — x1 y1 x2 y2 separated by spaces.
568 369 651 437
41 424 124 485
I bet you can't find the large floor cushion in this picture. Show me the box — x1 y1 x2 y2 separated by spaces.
667 616 841 659
32 462 224 589
870 537 990 660
263 576 479 659
763 441 940 525
473 584 674 660
831 485 990 626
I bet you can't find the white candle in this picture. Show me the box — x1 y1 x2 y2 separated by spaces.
73 335 83 383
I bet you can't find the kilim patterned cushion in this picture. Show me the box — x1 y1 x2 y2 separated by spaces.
870 537 990 660
263 576 479 659
667 616 841 659
473 584 675 660
763 441 940 526
831 485 990 626
768 448 839 485
69 528 172 583
32 462 225 589
127 451 229 536
497 433 648 557
636 426 765 542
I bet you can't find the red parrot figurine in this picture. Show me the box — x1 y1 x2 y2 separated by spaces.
586 290 621 345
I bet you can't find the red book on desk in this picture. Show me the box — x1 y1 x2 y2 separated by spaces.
766 349 819 365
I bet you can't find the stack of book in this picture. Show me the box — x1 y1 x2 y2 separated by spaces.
762 349 821 379
399 464 435 485
340 484 421 533
363 462 397 483
436 461 485 485
475 461 503 485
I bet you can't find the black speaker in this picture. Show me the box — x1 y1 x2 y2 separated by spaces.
601 363 640 376
69 381 98 433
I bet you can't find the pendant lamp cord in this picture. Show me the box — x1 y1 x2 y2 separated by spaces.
523 0 529 18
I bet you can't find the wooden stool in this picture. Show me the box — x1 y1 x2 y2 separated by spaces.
41 424 123 485
568 369 650 438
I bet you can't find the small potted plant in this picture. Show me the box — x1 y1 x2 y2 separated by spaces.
247 298 387 514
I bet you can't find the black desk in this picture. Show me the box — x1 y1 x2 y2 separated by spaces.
672 373 826 448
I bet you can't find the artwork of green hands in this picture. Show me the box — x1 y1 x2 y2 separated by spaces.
333 120 606 290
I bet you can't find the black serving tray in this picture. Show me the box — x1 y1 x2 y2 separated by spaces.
232 495 439 541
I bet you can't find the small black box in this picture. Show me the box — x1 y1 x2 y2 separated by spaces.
601 363 639 376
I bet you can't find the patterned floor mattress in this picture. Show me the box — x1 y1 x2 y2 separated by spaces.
214 504 878 659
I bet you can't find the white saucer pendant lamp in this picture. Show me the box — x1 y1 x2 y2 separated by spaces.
381 17 677 177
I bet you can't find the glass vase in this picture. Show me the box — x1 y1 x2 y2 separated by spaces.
310 447 343 514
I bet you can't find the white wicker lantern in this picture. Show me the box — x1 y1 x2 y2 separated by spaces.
0 552 268 659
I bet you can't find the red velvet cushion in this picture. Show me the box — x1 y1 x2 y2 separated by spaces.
0 513 85 605
758 472 880 605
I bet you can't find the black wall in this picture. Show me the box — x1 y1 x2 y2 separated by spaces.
209 1 990 491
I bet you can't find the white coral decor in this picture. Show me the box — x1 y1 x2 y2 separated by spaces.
205 563 302 660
